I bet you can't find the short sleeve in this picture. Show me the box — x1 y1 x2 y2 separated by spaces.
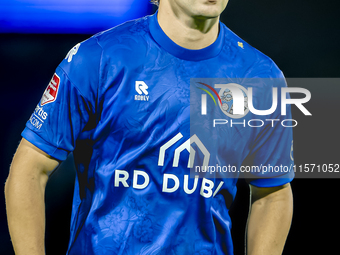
245 65 295 187
22 37 102 161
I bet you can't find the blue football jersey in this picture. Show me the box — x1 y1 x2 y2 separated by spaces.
22 12 294 255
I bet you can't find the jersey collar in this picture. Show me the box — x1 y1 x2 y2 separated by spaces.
148 11 224 61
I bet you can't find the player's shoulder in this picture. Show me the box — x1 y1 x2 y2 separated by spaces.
89 15 151 58
221 23 284 79
59 37 101 73
71 16 151 73
60 15 150 65
94 16 150 42
62 16 149 60
57 16 151 98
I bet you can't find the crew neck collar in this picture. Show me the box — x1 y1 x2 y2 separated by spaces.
148 11 224 61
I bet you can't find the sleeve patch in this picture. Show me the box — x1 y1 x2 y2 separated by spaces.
41 73 60 106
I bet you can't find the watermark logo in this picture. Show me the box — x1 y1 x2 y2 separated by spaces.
216 83 249 118
197 82 312 118
198 82 249 119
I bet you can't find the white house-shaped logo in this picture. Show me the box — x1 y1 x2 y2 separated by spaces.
158 132 210 168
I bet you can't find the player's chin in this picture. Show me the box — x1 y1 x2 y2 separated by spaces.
196 4 225 18
194 10 222 19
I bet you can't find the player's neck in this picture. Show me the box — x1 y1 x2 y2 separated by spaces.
157 4 220 50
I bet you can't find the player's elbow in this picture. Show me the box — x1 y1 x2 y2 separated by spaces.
4 176 10 200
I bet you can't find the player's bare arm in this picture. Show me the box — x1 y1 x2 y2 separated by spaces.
247 183 293 255
5 138 59 255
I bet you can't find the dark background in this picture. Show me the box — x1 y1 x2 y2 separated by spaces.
1 0 339 254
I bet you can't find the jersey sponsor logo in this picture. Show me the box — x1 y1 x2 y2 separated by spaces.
158 132 210 168
134 81 149 101
29 105 48 130
41 73 60 106
113 133 223 198
29 115 42 130
34 104 48 120
113 170 224 198
65 43 80 62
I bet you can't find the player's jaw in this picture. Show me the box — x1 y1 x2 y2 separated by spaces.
198 0 229 18
163 0 229 19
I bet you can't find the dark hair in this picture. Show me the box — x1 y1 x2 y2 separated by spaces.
150 0 159 6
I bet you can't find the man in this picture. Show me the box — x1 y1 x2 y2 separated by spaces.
5 0 294 254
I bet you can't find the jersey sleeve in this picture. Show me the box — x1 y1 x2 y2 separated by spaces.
22 37 102 161
245 64 295 187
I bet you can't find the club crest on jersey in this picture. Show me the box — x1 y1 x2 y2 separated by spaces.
41 73 60 106
134 81 149 101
